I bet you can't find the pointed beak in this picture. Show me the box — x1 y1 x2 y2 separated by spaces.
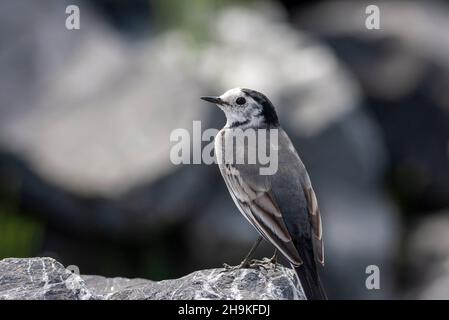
200 96 223 105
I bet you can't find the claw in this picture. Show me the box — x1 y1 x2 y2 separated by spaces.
222 249 278 272
249 256 277 269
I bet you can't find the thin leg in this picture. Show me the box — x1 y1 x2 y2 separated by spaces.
223 236 263 270
242 236 263 264
270 249 278 269
270 249 277 263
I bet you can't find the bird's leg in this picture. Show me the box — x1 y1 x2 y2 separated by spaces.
270 249 278 270
223 236 263 271
270 249 278 265
249 249 278 269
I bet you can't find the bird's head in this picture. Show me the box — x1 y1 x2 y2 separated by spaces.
201 88 279 129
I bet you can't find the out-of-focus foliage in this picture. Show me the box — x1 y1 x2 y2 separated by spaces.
0 196 43 259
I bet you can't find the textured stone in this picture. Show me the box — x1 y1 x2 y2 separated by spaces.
0 257 304 300
0 257 94 300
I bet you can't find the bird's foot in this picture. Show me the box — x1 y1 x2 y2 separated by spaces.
249 252 278 270
249 257 276 269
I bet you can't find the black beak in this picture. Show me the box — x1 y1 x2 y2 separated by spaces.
200 96 223 104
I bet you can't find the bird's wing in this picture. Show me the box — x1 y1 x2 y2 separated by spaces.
268 128 324 267
220 163 303 266
303 185 324 266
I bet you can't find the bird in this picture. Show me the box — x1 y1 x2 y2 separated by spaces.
201 88 326 300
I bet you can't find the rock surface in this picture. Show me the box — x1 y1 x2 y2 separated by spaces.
0 257 304 300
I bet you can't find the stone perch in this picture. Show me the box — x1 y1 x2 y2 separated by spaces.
0 257 305 300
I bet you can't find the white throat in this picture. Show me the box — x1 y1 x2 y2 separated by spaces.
224 113 264 129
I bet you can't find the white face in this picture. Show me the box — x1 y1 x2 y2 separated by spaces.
217 88 264 128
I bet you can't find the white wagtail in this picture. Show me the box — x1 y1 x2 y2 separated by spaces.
201 88 326 300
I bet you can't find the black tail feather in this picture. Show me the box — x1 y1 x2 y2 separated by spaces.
290 237 327 300
292 264 327 300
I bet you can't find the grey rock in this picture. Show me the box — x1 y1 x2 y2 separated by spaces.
0 257 304 300
0 0 217 242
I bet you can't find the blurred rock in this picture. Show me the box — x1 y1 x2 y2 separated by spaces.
0 0 220 287
297 0 449 212
0 0 209 196
0 257 304 300
404 212 449 299
0 0 217 237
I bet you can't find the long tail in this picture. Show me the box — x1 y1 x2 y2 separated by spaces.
292 263 327 300
290 240 327 300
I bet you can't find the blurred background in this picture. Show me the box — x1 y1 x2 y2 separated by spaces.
1 0 449 299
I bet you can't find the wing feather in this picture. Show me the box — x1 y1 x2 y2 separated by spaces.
304 186 324 265
221 164 303 266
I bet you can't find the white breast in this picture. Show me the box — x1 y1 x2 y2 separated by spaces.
214 128 264 167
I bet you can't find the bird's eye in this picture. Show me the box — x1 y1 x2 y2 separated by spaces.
236 97 246 105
